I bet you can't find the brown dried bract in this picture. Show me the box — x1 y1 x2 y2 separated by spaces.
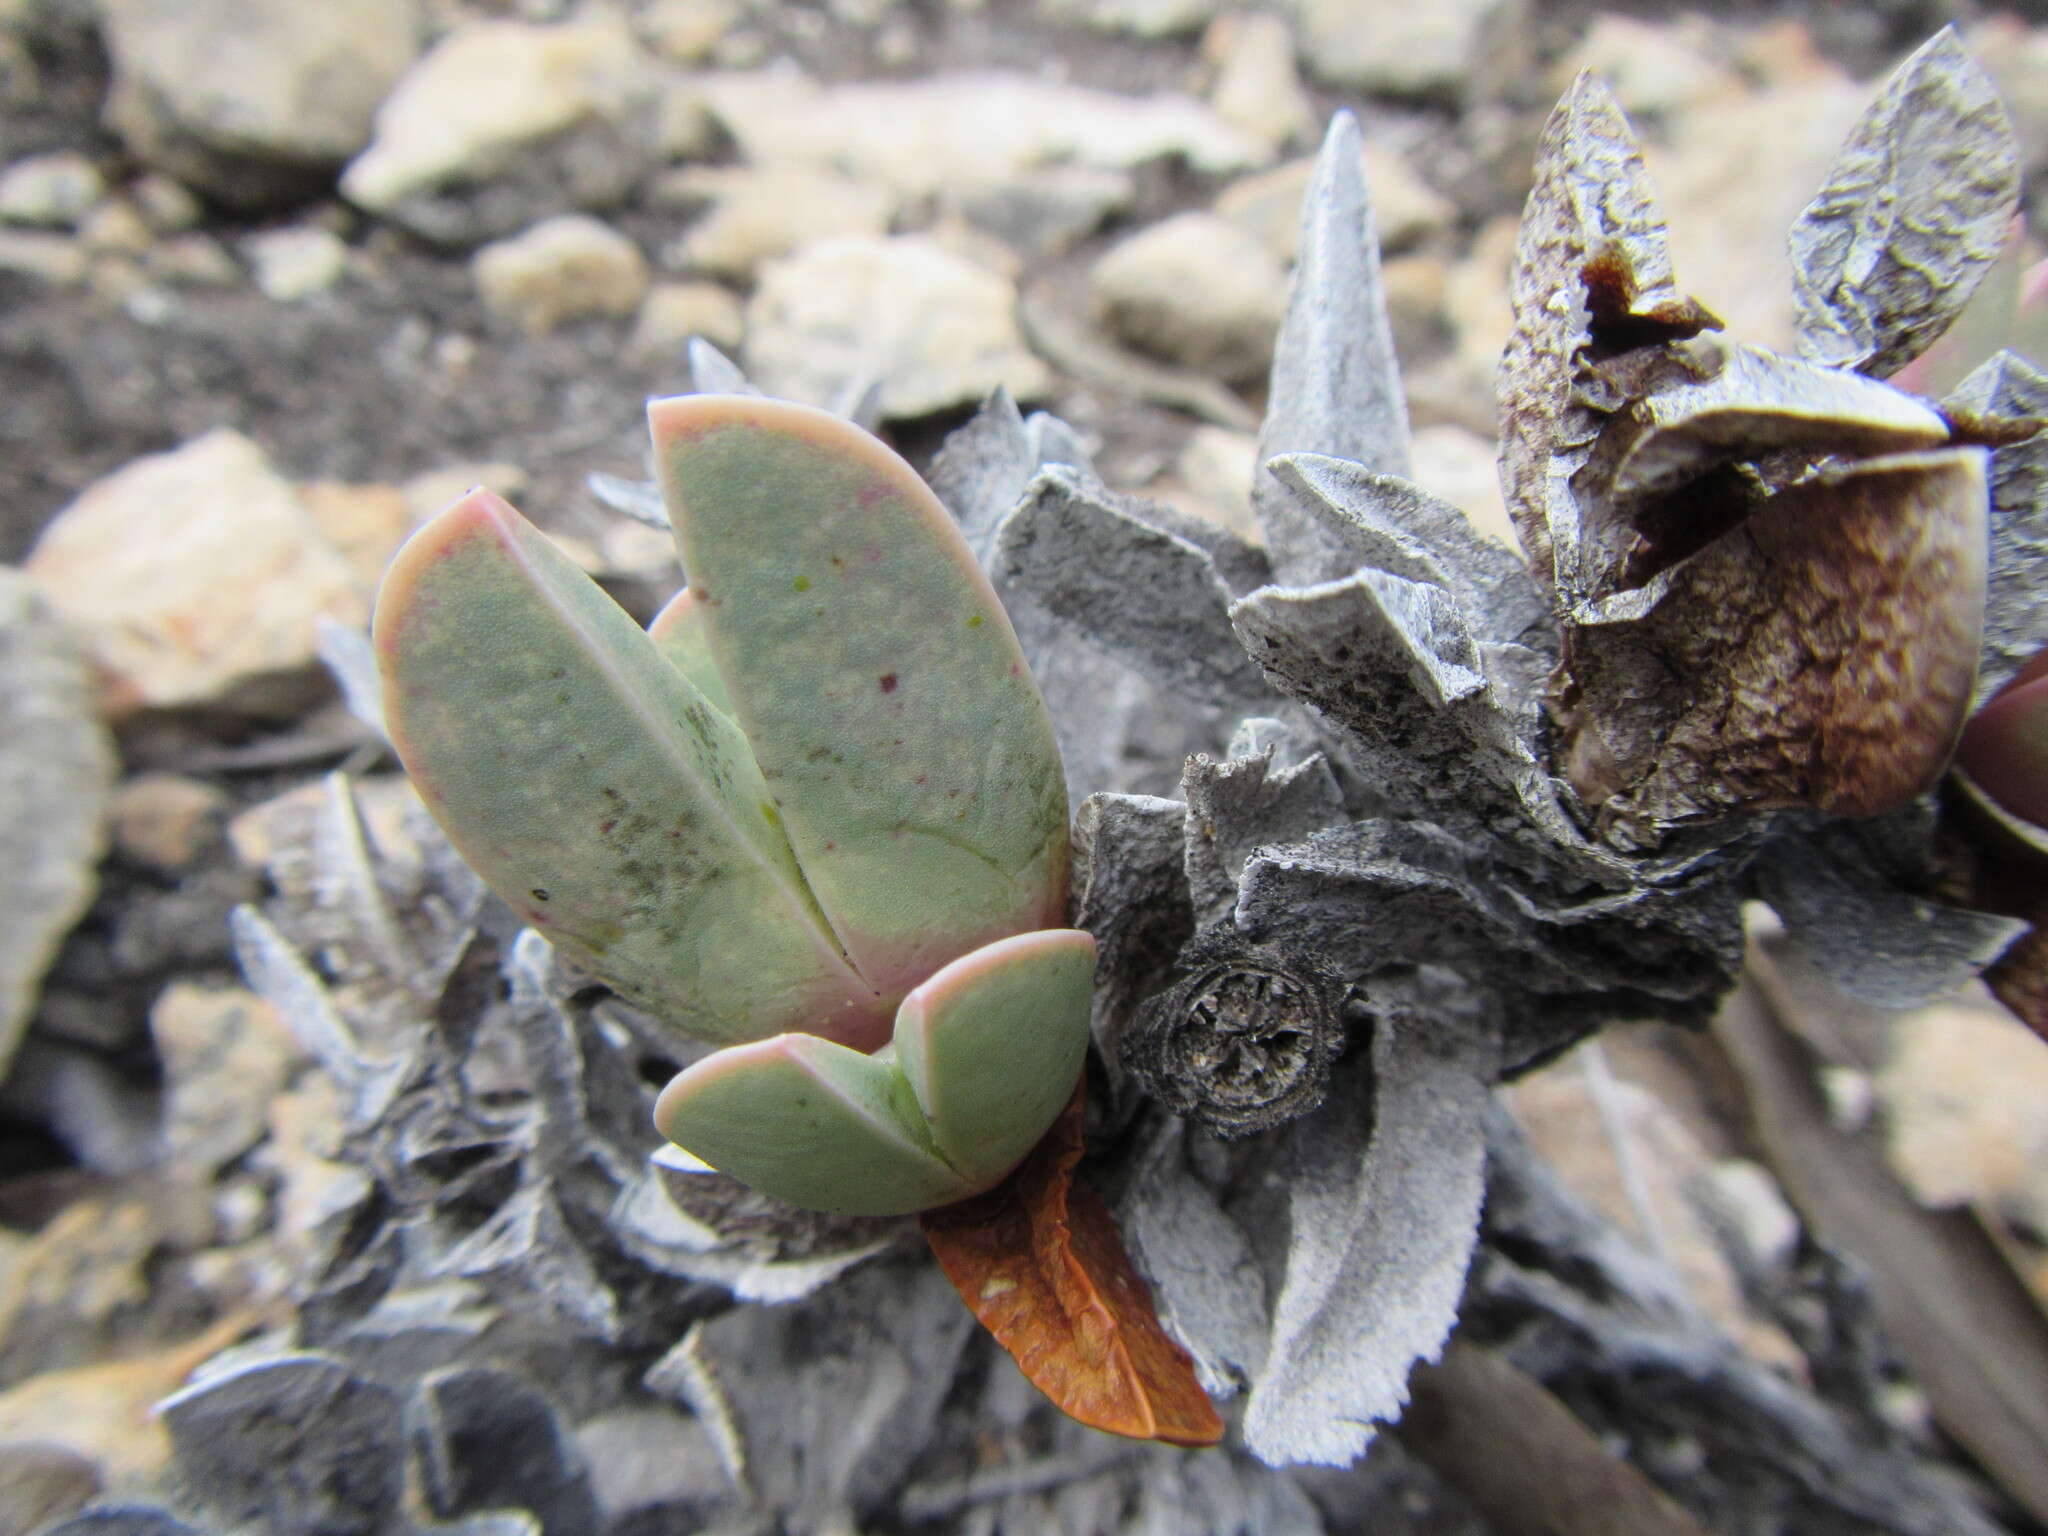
1557 448 1989 843
920 1086 1225 1447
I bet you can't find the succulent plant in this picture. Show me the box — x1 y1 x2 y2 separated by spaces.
374 394 1094 1215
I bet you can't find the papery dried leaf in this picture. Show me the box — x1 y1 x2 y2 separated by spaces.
1498 70 1718 589
1987 926 2048 1041
1790 28 2020 379
920 1089 1224 1447
1557 447 1989 842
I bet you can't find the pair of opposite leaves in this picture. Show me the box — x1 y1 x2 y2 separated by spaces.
374 394 1093 1218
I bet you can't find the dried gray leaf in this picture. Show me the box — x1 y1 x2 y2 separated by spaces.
1182 745 1345 926
928 388 1038 563
830 373 887 432
160 1355 405 1536
0 570 114 1076
1119 1117 1271 1398
1242 1006 1494 1465
996 465 1274 707
314 617 388 738
586 470 671 530
1255 112 1411 585
428 1179 622 1342
1947 349 2048 696
649 1258 976 1527
1230 570 1538 825
1266 453 1549 646
413 1365 603 1534
1790 27 2020 378
1129 1447 1328 1536
1754 828 2027 1007
1071 792 1194 1087
687 338 759 396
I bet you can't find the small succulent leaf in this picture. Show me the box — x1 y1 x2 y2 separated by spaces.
1498 69 1717 591
1556 447 1989 839
688 338 759 396
1958 653 2048 828
1945 351 2048 699
646 589 735 716
919 1088 1225 1446
1790 27 2021 378
374 490 883 1049
649 394 1070 1007
1255 111 1411 586
893 929 1095 1187
653 1034 972 1216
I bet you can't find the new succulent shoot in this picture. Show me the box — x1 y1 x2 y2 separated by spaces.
374 395 1095 1216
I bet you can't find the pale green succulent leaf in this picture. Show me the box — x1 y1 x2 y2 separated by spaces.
893 928 1096 1187
647 588 735 717
652 1033 975 1215
374 489 888 1050
649 394 1070 1010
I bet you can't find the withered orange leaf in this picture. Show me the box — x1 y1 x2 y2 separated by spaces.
920 1085 1224 1447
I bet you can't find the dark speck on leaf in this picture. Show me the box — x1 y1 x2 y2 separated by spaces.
530 888 550 901
879 673 898 693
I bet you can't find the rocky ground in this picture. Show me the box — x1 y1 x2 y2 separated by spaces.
4 0 2048 1533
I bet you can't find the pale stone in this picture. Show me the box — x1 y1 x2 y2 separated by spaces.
1641 37 1865 350
1176 424 1259 516
76 197 151 255
1042 0 1219 37
129 172 203 234
1295 0 1512 97
1090 210 1287 383
0 571 115 1077
25 430 368 714
151 982 303 1175
0 150 104 228
109 773 230 873
473 214 649 334
1881 999 2048 1234
296 482 415 585
1564 13 1741 122
99 0 424 210
341 14 657 246
628 280 744 358
0 229 85 285
244 224 348 302
745 233 1051 419
696 71 1268 202
1408 422 1518 550
639 0 738 62
1204 11 1314 152
1215 140 1453 260
653 164 894 281
147 232 241 287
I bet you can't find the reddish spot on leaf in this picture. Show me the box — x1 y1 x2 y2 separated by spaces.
920 1085 1224 1447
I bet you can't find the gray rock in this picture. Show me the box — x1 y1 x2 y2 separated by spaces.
99 0 424 211
1295 0 1518 98
0 568 114 1075
341 14 657 247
